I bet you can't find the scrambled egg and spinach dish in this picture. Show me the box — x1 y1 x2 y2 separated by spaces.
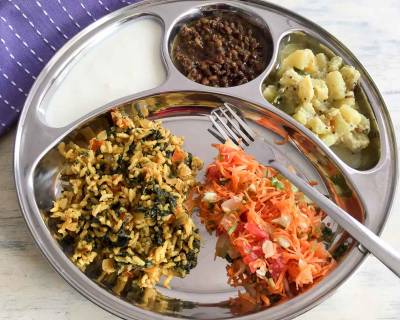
49 110 203 294
263 48 370 152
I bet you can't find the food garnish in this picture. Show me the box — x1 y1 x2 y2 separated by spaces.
263 47 370 152
49 110 203 293
198 142 336 307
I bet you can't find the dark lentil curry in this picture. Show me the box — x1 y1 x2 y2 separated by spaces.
172 13 270 87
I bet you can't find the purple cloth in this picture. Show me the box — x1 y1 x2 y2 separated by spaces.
0 0 139 136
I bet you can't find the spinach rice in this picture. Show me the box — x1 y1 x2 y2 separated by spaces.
49 110 203 294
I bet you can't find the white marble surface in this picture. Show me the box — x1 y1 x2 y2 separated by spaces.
0 0 399 319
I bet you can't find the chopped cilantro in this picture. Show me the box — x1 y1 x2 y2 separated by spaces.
165 150 173 158
126 142 136 156
184 152 193 168
293 67 306 75
126 173 144 188
175 250 198 274
154 186 177 209
114 156 129 175
271 177 284 190
105 126 116 137
227 223 237 235
153 229 164 246
143 129 163 141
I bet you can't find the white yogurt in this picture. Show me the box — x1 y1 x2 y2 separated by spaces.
44 18 166 127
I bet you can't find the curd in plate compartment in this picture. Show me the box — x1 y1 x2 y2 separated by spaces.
44 18 166 127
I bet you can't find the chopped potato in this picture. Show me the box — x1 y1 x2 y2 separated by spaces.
293 108 308 125
307 116 330 135
263 85 278 103
312 97 329 112
315 53 328 74
333 94 356 108
342 132 370 152
293 102 315 125
328 56 343 72
340 66 361 90
280 49 316 74
358 114 371 132
326 71 346 100
279 68 303 86
340 104 361 126
302 101 316 115
298 76 314 103
333 112 351 136
312 78 329 101
262 46 370 153
320 133 339 147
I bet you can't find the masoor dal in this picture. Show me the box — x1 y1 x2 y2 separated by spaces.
263 48 370 152
49 109 203 295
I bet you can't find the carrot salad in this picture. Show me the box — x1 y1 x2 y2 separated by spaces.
198 142 336 307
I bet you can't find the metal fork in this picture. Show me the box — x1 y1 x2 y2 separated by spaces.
209 103 400 278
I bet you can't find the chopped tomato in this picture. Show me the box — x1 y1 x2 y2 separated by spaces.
206 164 220 180
172 148 185 162
251 246 263 257
89 139 103 152
243 253 259 266
244 222 268 240
233 238 252 256
269 257 285 279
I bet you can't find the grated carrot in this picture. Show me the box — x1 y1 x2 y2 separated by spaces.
198 142 336 306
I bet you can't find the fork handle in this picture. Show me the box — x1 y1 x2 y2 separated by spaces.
269 161 400 278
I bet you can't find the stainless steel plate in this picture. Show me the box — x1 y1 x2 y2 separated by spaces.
14 1 397 320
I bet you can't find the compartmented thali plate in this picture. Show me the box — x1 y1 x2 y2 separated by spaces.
14 1 397 320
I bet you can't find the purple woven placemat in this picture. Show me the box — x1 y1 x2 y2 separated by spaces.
0 0 140 137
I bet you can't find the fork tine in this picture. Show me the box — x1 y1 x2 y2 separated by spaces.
224 103 256 140
212 111 243 146
208 115 231 142
219 107 252 145
208 127 226 143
